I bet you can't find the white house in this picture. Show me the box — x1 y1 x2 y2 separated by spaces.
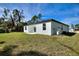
69 24 75 32
24 19 69 35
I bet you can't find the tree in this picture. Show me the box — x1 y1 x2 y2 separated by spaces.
31 15 38 23
38 13 42 20
12 9 25 31
9 15 15 27
12 9 24 23
0 8 25 32
75 24 79 29
0 17 4 24
0 8 10 33
12 9 19 25
2 8 10 21
31 13 42 23
18 10 25 22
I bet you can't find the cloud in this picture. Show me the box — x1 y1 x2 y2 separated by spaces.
61 17 79 25
0 7 4 17
0 7 4 12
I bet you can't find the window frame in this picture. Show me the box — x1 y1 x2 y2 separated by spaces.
34 27 36 32
43 23 46 30
25 26 27 30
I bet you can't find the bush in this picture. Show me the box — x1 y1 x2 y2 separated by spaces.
62 31 76 36
5 27 10 33
11 27 16 32
0 28 5 33
0 27 10 33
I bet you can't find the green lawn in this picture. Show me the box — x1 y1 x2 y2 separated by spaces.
0 32 79 56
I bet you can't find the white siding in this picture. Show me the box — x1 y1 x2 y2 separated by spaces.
51 21 69 35
24 21 69 35
24 22 52 35
62 25 69 32
24 26 28 32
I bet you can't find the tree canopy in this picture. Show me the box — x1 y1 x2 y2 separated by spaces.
0 8 25 32
75 24 79 29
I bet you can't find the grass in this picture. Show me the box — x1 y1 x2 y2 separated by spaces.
0 32 79 56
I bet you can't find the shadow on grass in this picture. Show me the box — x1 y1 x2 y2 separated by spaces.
16 51 48 56
57 41 79 55
0 41 5 44
0 45 47 56
62 31 76 36
0 45 18 56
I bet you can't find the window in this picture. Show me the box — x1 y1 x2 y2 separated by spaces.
58 27 60 29
61 27 63 30
43 23 46 30
34 27 36 32
61 25 63 30
25 26 27 30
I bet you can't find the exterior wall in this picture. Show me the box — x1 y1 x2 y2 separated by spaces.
62 25 69 32
69 28 75 32
24 22 52 35
51 21 69 35
24 26 28 32
24 21 69 35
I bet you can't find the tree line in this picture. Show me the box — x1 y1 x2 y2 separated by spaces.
0 8 25 33
0 8 42 33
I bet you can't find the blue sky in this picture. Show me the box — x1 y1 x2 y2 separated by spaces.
0 3 79 25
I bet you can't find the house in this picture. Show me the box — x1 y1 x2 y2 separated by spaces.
24 19 69 35
69 24 75 32
69 28 75 32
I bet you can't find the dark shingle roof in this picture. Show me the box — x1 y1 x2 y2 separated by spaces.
26 19 69 26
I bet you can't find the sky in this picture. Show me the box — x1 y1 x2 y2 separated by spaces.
0 3 79 25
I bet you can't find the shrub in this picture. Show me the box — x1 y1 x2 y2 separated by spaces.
0 27 10 33
62 31 76 36
0 28 5 33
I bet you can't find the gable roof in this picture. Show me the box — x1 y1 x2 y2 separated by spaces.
26 19 69 27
